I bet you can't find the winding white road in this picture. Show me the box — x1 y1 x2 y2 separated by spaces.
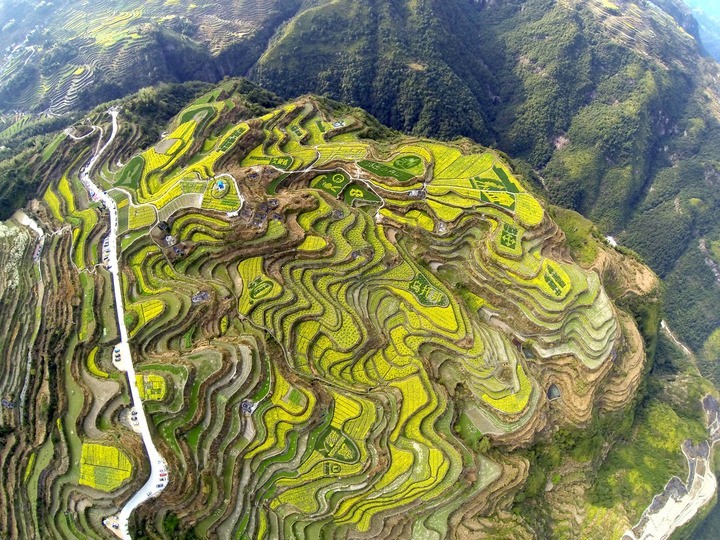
74 109 168 539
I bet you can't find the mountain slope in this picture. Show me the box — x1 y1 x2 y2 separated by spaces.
0 0 302 115
0 79 678 539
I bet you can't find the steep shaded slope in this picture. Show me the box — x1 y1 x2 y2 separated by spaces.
255 0 497 141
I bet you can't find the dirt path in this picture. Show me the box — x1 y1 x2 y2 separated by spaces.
661 320 694 361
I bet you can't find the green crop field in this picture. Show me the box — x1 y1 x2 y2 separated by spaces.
79 443 133 492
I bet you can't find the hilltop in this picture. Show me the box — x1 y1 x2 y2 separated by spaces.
2 79 714 539
251 0 720 381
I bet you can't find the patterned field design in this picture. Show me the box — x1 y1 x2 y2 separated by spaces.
136 373 166 401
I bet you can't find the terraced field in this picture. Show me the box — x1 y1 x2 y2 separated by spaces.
0 82 646 538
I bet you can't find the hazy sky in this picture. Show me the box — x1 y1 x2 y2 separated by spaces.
684 0 720 19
